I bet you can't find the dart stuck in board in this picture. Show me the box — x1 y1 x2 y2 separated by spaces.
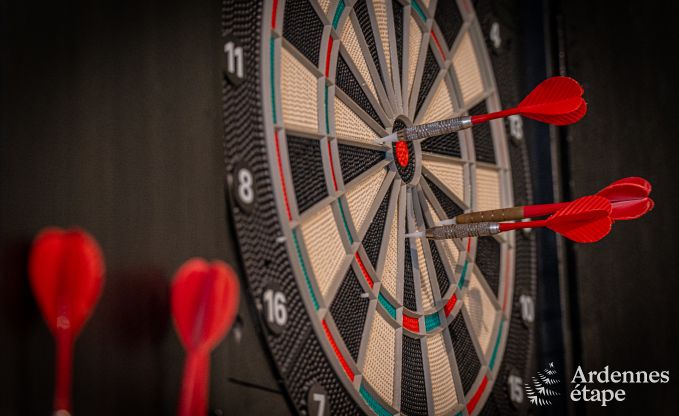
409 177 653 243
453 177 654 224
377 76 587 144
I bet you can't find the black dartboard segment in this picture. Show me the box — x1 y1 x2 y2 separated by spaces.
415 48 441 117
330 268 370 361
392 0 404 82
363 187 392 268
435 0 463 48
337 143 385 184
421 132 462 158
448 312 482 394
429 240 451 296
222 0 538 414
469 101 497 164
286 135 327 212
403 239 417 311
353 0 386 87
336 53 384 127
425 177 465 218
476 236 501 296
401 336 428 416
283 0 324 66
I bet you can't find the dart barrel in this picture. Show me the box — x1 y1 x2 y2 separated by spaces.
425 222 501 240
397 116 473 142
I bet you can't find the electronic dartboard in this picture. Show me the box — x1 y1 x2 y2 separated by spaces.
222 0 537 414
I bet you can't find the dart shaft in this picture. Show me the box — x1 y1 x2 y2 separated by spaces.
455 202 569 224
54 327 73 412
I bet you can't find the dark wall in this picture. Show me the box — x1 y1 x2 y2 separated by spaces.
560 1 679 414
0 0 288 414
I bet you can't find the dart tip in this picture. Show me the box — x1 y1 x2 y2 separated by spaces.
404 231 425 238
376 133 398 144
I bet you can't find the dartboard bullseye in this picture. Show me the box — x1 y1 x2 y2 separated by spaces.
223 0 537 414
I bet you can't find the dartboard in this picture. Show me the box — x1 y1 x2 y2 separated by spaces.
222 0 536 414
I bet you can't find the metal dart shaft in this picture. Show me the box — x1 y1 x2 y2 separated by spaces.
425 222 501 240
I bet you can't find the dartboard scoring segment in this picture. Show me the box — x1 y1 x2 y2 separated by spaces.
223 0 531 414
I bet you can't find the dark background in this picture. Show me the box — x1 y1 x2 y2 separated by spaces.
1 0 677 415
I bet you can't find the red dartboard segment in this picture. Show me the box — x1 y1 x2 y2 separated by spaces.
444 294 458 317
323 320 355 381
354 253 374 288
466 375 489 413
402 315 420 332
395 141 410 167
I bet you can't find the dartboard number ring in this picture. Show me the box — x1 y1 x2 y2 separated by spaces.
261 282 287 334
507 367 525 408
307 383 330 416
231 162 256 212
223 35 245 85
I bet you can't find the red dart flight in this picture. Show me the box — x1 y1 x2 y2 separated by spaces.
29 227 105 414
172 258 239 416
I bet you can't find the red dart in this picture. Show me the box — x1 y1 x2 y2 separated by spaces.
28 227 105 414
422 196 613 243
453 176 653 224
379 76 587 143
171 258 239 416
500 196 613 243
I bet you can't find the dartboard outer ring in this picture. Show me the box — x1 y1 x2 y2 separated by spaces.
221 0 537 414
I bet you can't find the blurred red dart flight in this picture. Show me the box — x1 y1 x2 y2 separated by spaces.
29 227 105 415
172 259 239 416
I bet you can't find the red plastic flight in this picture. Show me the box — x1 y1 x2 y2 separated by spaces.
471 76 587 126
28 227 105 414
500 196 613 243
596 176 654 220
171 258 239 416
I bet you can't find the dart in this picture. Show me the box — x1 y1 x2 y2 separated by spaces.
172 258 239 416
28 227 105 415
412 195 613 243
451 176 654 224
377 76 586 144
